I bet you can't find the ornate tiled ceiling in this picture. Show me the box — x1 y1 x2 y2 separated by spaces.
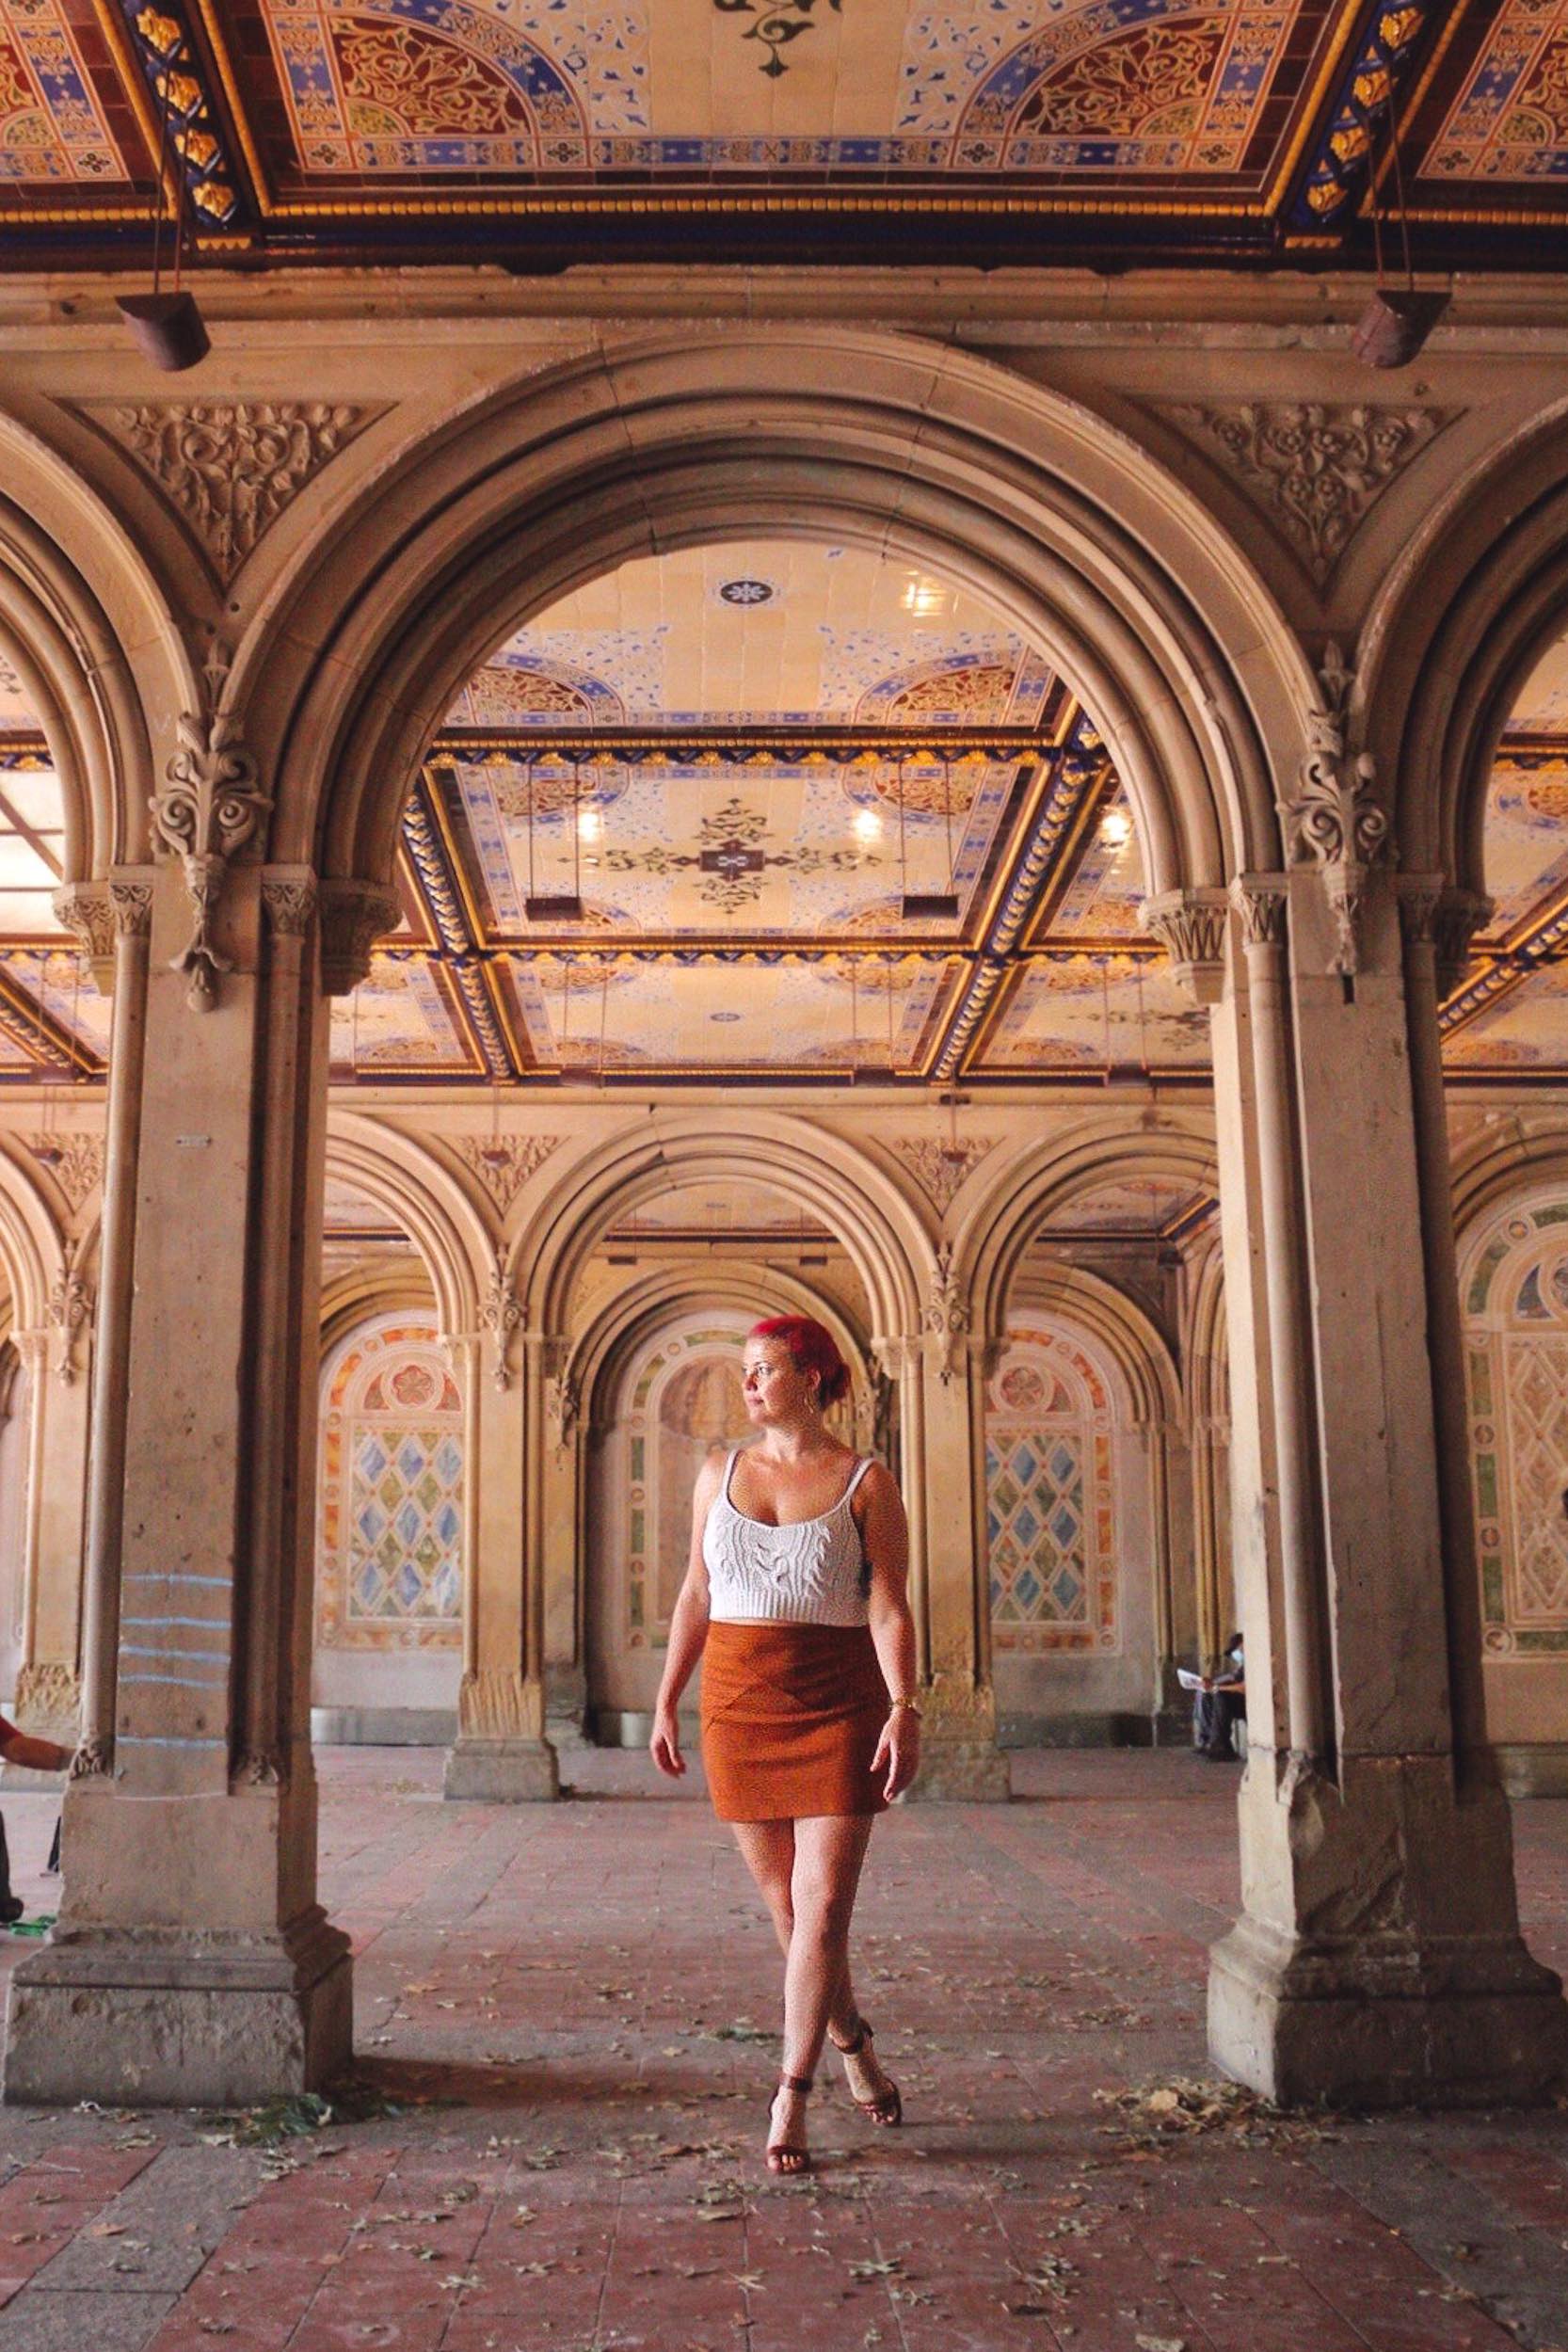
1441 632 1568 1080
2 536 1565 1090
0 3 1553 268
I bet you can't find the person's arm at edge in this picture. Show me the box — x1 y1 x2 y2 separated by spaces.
0 1728 69 1773
861 1464 921 1801
649 1447 722 1778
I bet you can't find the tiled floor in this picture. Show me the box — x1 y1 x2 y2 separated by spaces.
0 1747 1563 2350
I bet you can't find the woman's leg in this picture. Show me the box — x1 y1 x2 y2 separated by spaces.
730 1820 866 2044
786 1814 874 2077
730 1818 797 1954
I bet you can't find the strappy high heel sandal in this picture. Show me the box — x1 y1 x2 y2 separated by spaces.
765 2070 813 2176
830 2017 903 2127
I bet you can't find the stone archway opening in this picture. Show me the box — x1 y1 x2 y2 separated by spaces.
14 335 1567 2119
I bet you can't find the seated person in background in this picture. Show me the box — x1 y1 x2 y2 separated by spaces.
1192 1632 1245 1763
0 1717 69 1925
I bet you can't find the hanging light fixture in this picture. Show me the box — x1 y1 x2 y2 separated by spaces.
524 753 586 924
117 31 209 373
1352 87 1448 370
900 755 960 924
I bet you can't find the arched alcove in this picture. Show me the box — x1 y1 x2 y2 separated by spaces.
1457 1178 1568 1797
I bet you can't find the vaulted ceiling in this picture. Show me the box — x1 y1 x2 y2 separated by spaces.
1 535 1566 1088
2 1 1562 272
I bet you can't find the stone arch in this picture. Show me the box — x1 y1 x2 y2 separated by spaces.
1362 408 1568 893
234 330 1314 895
956 1115 1220 1350
325 1115 491 1340
0 1138 70 1336
0 411 195 877
571 1263 872 1439
320 1263 438 1361
1007 1259 1181 1432
1453 1117 1568 1246
514 1112 928 1348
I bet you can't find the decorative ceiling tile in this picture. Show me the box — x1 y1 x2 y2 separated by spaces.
1153 401 1455 584
979 953 1212 1074
85 401 376 581
0 0 133 187
329 952 478 1075
1420 0 1568 187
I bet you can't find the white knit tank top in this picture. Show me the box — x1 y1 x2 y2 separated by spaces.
704 1449 875 1626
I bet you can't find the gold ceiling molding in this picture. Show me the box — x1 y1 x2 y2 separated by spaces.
77 401 379 584
1147 400 1458 587
451 1131 562 1215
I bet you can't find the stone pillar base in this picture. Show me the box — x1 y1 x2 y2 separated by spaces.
443 1736 560 1801
2 1909 352 2108
910 1741 1012 1801
1208 1913 1568 2110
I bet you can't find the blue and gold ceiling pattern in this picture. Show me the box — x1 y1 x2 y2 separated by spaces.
0 1 1556 267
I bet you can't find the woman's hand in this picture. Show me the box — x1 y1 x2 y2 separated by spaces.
872 1706 921 1802
649 1704 684 1779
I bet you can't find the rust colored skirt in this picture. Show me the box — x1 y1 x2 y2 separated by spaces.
701 1622 890 1823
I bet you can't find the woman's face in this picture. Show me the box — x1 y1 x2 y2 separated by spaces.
742 1343 818 1424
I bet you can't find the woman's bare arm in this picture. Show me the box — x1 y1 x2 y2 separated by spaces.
649 1448 722 1777
859 1464 921 1800
0 1729 68 1773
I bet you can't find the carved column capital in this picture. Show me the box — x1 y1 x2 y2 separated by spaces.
262 866 319 939
1396 880 1493 1001
108 870 155 938
51 882 114 974
1229 872 1289 950
318 878 402 997
1139 888 1229 1004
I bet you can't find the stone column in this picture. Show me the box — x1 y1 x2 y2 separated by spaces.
2 825 387 2103
5 1310 89 1762
70 872 152 1775
540 1368 587 1748
442 1304 557 1800
1397 879 1495 1777
906 1303 1010 1801
1191 757 1568 2104
1147 1416 1194 1743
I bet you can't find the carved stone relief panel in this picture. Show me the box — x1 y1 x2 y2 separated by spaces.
1148 401 1456 586
79 402 377 582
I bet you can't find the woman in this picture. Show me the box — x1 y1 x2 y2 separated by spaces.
650 1315 921 2177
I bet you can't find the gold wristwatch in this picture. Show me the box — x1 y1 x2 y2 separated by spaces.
888 1694 922 1718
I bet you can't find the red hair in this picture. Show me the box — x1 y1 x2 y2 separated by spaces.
748 1316 851 1407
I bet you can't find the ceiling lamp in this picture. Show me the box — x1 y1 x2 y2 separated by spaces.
899 757 960 925
117 50 209 373
1352 93 1448 371
524 756 585 924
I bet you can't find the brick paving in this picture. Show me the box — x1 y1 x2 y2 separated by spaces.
0 1747 1561 2350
